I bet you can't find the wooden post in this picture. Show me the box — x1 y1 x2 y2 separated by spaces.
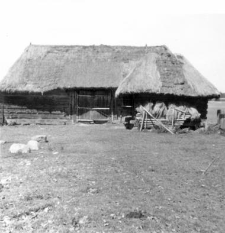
142 107 174 134
114 94 117 121
217 109 221 125
2 103 4 125
140 111 145 131
71 90 78 124
110 90 114 123
132 94 135 118
74 90 78 123
172 108 174 127
69 92 72 120
217 109 225 129
71 92 74 124
145 112 147 129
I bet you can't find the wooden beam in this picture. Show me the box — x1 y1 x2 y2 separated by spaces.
132 94 135 118
71 92 74 123
142 107 174 134
68 92 72 120
77 107 110 110
74 90 78 123
110 89 114 123
1 104 4 125
140 111 145 131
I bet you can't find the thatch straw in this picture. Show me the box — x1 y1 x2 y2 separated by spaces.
135 102 154 116
0 44 167 93
115 53 161 96
0 44 220 98
176 55 220 97
115 53 220 98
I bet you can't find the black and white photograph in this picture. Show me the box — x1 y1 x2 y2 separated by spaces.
0 0 225 232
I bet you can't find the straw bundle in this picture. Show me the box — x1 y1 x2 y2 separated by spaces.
153 102 167 118
166 104 177 122
166 103 200 122
186 107 201 120
135 102 154 116
136 101 200 122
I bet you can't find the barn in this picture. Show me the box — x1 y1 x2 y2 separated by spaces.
0 44 220 126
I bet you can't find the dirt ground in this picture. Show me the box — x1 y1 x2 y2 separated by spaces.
0 122 225 233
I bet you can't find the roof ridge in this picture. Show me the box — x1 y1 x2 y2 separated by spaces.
28 44 168 49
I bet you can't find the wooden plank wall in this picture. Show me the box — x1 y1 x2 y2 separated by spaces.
0 103 4 125
66 89 126 123
0 90 70 125
70 90 112 122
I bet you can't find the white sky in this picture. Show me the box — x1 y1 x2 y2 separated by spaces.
0 0 225 92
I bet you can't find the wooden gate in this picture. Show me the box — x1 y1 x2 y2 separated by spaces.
70 90 112 123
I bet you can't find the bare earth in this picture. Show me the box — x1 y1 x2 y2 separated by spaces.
0 122 225 233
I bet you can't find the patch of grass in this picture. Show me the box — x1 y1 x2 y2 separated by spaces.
0 124 225 232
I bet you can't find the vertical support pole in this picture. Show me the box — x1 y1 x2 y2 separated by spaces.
140 111 145 131
110 89 114 123
71 92 74 124
69 92 72 120
222 111 225 130
172 108 175 127
74 90 78 123
132 94 135 118
114 94 117 121
217 109 221 125
2 103 4 125
145 112 147 129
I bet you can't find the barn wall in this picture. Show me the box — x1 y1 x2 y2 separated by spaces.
114 95 135 122
0 89 126 125
0 93 3 125
0 90 70 125
0 90 208 126
68 89 122 123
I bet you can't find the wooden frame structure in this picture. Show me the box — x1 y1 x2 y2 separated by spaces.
68 89 114 123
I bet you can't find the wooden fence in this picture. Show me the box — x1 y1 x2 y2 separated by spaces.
217 109 225 129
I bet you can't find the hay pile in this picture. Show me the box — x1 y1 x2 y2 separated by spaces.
135 101 201 122
135 102 154 116
153 102 167 118
166 103 200 122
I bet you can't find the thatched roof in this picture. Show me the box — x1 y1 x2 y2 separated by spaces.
0 44 220 97
115 53 220 97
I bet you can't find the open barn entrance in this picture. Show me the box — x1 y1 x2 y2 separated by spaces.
70 90 113 123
